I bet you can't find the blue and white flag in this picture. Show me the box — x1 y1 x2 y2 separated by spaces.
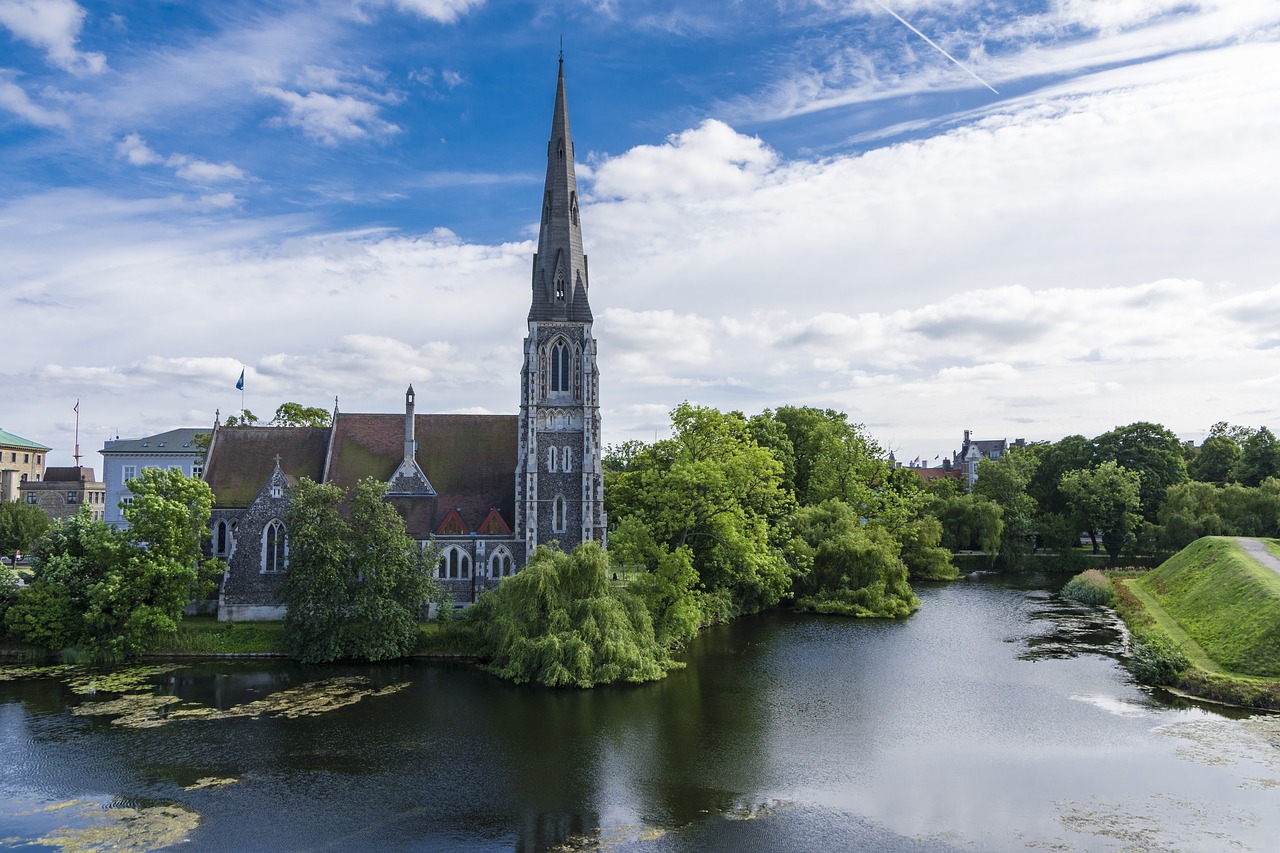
235 368 245 391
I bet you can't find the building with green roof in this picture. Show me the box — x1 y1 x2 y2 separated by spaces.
0 428 51 503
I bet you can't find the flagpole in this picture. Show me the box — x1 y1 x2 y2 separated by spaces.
73 399 81 467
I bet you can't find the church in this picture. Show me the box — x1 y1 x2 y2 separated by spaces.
201 60 606 620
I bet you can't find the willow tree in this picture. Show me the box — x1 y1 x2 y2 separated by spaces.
470 542 677 687
781 500 919 617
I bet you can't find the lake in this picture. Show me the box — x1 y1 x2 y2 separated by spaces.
2 572 1278 852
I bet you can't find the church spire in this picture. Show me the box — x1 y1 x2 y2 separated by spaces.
529 57 591 322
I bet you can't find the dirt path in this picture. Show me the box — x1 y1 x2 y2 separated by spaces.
1233 537 1280 576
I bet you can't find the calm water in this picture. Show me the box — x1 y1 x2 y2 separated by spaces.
2 573 1278 852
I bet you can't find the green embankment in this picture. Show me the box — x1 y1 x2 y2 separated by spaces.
1135 536 1280 678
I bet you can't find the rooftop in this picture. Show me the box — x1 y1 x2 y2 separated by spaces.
0 429 51 452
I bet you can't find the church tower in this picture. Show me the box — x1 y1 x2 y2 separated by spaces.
516 58 605 553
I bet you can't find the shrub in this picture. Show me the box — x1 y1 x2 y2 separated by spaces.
1128 629 1190 685
1061 569 1114 605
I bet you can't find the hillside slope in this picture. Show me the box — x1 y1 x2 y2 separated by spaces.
1138 536 1280 677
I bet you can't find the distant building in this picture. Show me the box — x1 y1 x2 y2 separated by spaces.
20 467 106 522
100 428 207 529
954 430 1028 490
0 429 50 502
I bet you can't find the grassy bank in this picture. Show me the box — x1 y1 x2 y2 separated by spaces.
1137 537 1280 677
1108 536 1280 710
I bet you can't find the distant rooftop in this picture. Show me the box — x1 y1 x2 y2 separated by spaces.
0 429 52 452
101 428 206 455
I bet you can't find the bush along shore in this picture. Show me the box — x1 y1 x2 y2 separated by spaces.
1063 536 1280 710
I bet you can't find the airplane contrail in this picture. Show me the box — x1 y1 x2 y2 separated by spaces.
872 1 999 95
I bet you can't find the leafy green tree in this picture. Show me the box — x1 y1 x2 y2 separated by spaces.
469 541 677 687
771 407 885 508
928 488 1003 556
781 499 919 617
271 402 332 428
973 449 1039 568
609 517 704 648
608 403 794 616
1093 422 1187 521
747 410 798 497
0 500 51 558
1188 435 1241 485
223 409 259 426
5 469 217 657
1159 481 1226 550
896 516 959 580
1232 427 1280 487
1027 435 1093 517
282 477 440 663
1061 462 1142 566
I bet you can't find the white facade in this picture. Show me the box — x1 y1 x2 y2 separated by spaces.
100 428 206 528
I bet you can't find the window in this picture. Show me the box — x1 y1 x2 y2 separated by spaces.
123 465 136 482
555 272 565 301
214 521 228 556
489 549 513 577
121 496 133 507
26 494 36 504
553 496 566 533
263 520 287 573
192 462 203 478
23 454 29 463
548 446 558 472
549 341 570 393
36 455 41 465
439 547 471 579
67 492 77 503
270 483 283 499
562 447 573 473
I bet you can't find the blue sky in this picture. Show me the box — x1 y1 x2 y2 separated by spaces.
4 0 1280 468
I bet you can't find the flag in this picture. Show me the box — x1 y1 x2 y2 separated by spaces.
235 369 245 391
73 400 79 414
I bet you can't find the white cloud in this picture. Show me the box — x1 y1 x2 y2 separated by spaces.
0 75 69 126
0 0 105 74
389 0 485 24
116 134 248 184
260 86 401 144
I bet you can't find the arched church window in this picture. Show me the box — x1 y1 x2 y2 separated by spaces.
550 341 570 393
563 447 573 473
549 446 558 471
263 520 287 573
489 548 513 577
553 496 567 533
215 520 228 556
556 272 566 301
570 192 579 227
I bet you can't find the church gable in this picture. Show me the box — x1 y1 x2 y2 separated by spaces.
434 508 468 536
203 426 329 508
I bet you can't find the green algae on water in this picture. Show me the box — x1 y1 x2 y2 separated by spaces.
27 801 199 853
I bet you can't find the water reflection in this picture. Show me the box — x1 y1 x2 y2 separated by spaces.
2 573 1279 852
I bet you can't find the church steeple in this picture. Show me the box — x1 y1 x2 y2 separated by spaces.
529 58 591 323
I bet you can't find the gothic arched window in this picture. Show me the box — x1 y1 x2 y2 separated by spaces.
555 272 566 301
550 341 570 393
563 447 573 473
262 520 287 573
549 446 559 471
215 520 228 556
440 546 471 579
553 496 567 533
489 548 513 577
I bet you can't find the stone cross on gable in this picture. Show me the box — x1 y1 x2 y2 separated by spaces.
274 454 282 467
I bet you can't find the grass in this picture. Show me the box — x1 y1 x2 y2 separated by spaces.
1108 537 1280 710
1136 537 1280 677
151 617 288 656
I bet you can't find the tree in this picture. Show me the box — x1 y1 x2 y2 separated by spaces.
929 489 1003 556
607 403 794 616
0 500 51 557
771 406 886 509
1188 435 1241 485
282 477 439 663
1027 435 1093 517
1159 481 1226 550
223 409 259 426
5 470 218 657
1093 422 1187 521
271 402 332 428
1232 427 1280 487
973 449 1039 569
469 541 677 687
780 499 919 618
1061 462 1142 566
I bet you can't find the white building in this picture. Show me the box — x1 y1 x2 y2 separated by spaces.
100 428 206 528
